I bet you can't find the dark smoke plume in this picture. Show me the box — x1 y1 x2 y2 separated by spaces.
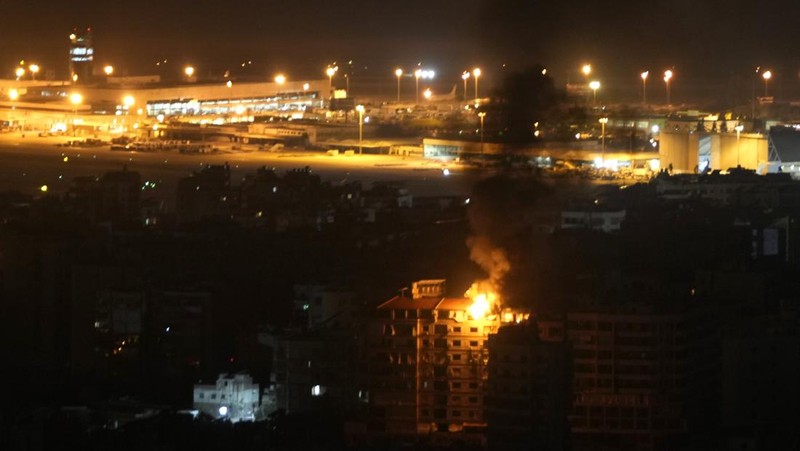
466 173 551 310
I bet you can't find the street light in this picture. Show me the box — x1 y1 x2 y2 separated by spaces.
599 117 609 164
414 69 422 104
473 67 482 102
589 80 601 105
664 70 673 105
641 71 649 104
461 71 470 102
395 68 403 102
582 64 592 77
326 66 337 97
69 92 82 136
762 70 772 97
122 95 135 130
274 75 286 112
14 67 24 80
29 64 39 81
9 89 19 127
478 111 486 165
735 124 744 167
356 104 365 155
423 88 432 100
104 65 114 76
184 65 195 78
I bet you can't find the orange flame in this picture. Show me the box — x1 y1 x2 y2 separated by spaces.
465 280 499 320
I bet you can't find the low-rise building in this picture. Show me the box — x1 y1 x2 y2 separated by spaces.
193 373 261 422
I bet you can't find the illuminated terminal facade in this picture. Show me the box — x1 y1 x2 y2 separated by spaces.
75 78 329 120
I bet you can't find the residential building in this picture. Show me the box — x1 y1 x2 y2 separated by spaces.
194 373 261 422
367 279 528 445
486 321 572 451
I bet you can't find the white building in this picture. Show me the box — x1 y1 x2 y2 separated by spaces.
193 373 261 422
561 209 626 232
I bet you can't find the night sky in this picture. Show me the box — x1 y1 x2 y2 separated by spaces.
3 1 800 86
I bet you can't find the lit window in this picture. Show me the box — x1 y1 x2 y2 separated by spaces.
311 385 326 396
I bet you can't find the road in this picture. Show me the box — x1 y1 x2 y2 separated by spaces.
0 133 479 209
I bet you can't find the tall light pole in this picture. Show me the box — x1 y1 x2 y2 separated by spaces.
589 80 600 106
582 64 592 78
14 67 24 81
29 64 39 81
599 117 609 164
122 95 135 130
762 70 772 97
184 65 195 82
395 68 403 102
356 104 365 155
274 74 286 111
104 65 114 77
735 124 744 167
641 71 649 105
414 69 422 104
473 67 482 102
9 89 19 128
326 66 337 99
462 71 470 102
664 70 673 105
226 80 233 114
478 111 486 165
70 92 82 136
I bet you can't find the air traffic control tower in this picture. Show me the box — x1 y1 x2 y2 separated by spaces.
69 28 93 85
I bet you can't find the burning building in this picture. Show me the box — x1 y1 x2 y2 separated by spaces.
366 279 528 443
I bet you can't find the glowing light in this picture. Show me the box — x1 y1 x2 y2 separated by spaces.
326 66 338 77
8 89 19 101
103 65 114 76
582 64 592 76
423 88 432 100
40 185 48 192
274 74 286 84
465 281 499 320
473 67 482 78
762 70 772 81
218 406 228 416
184 66 195 77
29 64 39 75
69 93 83 105
123 95 135 107
649 159 661 171
303 82 309 91
664 69 673 82
395 68 403 77
589 80 601 91
461 71 470 81
14 67 25 79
